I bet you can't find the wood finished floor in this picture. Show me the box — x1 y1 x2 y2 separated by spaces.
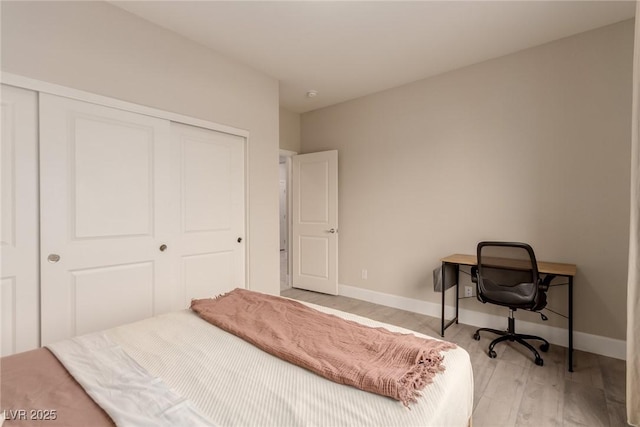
281 288 629 427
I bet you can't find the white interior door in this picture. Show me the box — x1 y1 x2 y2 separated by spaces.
292 150 338 295
39 94 176 345
170 123 245 306
1 85 39 355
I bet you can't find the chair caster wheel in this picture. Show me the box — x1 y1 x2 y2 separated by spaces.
488 350 497 358
540 343 549 352
473 333 481 341
535 357 544 366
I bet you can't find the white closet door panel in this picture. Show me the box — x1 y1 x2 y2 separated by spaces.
74 118 153 238
183 140 232 232
1 278 16 354
39 94 174 345
1 85 39 355
171 123 245 307
72 262 153 336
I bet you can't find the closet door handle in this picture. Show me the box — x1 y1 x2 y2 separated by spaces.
159 244 168 252
47 254 61 263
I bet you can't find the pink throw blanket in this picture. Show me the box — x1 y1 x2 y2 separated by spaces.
190 288 456 406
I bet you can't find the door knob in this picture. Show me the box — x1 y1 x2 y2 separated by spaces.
327 228 336 234
159 244 167 252
237 237 243 243
47 254 61 263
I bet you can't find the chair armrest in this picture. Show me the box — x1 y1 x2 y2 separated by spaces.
471 266 478 283
540 274 556 291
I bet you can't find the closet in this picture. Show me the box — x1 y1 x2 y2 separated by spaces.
1 84 246 354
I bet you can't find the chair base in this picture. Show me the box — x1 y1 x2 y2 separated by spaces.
473 311 549 366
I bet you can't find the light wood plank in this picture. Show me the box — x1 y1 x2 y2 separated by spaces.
599 355 626 404
606 400 632 427
563 380 611 426
473 360 528 427
516 380 564 427
565 350 605 389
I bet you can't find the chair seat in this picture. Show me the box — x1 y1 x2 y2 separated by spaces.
480 278 537 307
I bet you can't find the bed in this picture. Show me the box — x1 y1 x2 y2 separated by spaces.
1 291 474 426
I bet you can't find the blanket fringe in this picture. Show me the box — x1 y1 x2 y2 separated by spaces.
397 346 453 407
191 290 230 306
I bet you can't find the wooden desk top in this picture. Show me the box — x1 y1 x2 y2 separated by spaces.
441 253 577 277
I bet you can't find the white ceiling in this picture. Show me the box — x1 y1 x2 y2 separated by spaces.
112 1 635 113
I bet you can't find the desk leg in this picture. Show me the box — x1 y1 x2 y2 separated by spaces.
441 262 460 337
568 275 574 372
441 262 446 337
455 265 460 325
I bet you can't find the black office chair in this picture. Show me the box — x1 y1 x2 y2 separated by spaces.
471 241 552 366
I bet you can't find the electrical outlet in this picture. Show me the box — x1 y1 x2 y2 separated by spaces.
464 286 473 297
361 269 368 280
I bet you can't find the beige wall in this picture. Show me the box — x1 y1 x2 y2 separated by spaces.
1 1 280 295
279 107 301 152
302 20 633 340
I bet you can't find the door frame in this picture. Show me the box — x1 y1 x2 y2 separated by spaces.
0 72 251 290
279 149 296 288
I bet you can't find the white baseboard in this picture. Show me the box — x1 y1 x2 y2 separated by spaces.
338 283 626 360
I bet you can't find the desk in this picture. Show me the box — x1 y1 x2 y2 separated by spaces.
440 254 577 372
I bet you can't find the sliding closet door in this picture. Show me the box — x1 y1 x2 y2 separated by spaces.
39 94 176 345
1 85 39 355
170 123 245 306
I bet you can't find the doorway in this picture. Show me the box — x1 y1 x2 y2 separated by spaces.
279 149 296 291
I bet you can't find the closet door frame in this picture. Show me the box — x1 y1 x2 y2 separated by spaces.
1 72 251 330
1 73 249 139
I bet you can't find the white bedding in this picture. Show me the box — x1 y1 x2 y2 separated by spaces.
92 301 474 427
48 334 214 426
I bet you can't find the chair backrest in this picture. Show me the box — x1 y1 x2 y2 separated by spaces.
476 241 542 309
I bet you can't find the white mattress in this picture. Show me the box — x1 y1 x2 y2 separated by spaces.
104 301 474 427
